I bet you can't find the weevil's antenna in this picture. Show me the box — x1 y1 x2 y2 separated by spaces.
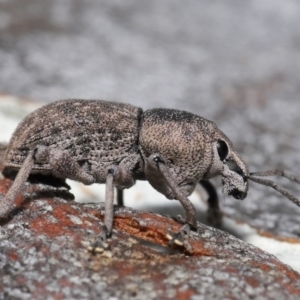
246 171 300 207
250 169 300 185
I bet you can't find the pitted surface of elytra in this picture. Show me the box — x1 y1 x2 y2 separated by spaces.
4 100 143 172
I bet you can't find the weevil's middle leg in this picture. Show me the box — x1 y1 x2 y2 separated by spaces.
88 169 115 253
104 169 115 237
89 162 137 253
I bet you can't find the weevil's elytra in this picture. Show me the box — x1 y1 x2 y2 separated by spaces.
5 100 143 175
1 99 300 249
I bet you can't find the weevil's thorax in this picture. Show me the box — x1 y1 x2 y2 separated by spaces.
139 108 217 197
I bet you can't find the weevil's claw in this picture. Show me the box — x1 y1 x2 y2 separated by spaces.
166 232 184 246
87 226 111 254
88 237 110 254
166 223 192 250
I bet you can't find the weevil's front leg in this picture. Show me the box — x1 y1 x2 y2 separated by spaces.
0 151 34 218
199 180 222 227
146 153 197 247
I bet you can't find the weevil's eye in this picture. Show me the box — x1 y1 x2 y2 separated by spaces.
217 140 228 161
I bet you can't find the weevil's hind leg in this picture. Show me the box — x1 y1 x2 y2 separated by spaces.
146 153 197 248
200 180 222 227
0 151 34 218
46 148 95 185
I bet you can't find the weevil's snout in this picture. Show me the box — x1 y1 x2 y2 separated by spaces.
221 152 249 200
212 139 249 200
206 138 249 200
222 172 248 200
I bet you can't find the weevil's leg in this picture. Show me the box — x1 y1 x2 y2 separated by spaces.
88 169 115 253
101 161 137 233
47 149 95 185
147 154 197 228
111 153 142 206
199 180 222 227
0 151 34 218
146 153 197 247
89 161 137 253
104 169 115 236
117 189 124 206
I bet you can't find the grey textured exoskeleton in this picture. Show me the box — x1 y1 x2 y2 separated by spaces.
1 100 300 248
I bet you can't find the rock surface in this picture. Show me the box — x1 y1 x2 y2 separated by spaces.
0 178 300 300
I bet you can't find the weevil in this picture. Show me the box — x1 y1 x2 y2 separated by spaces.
1 99 300 247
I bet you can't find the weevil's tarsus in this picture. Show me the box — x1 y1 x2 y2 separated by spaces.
87 229 110 254
0 150 34 218
166 223 191 247
247 175 300 207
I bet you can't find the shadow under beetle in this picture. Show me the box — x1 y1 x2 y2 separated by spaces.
1 99 300 247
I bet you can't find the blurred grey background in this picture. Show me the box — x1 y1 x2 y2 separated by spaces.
0 0 300 237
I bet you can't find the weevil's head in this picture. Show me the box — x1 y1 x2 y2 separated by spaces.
205 131 249 200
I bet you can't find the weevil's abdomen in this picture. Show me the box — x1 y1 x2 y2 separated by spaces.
4 100 143 173
139 108 217 185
